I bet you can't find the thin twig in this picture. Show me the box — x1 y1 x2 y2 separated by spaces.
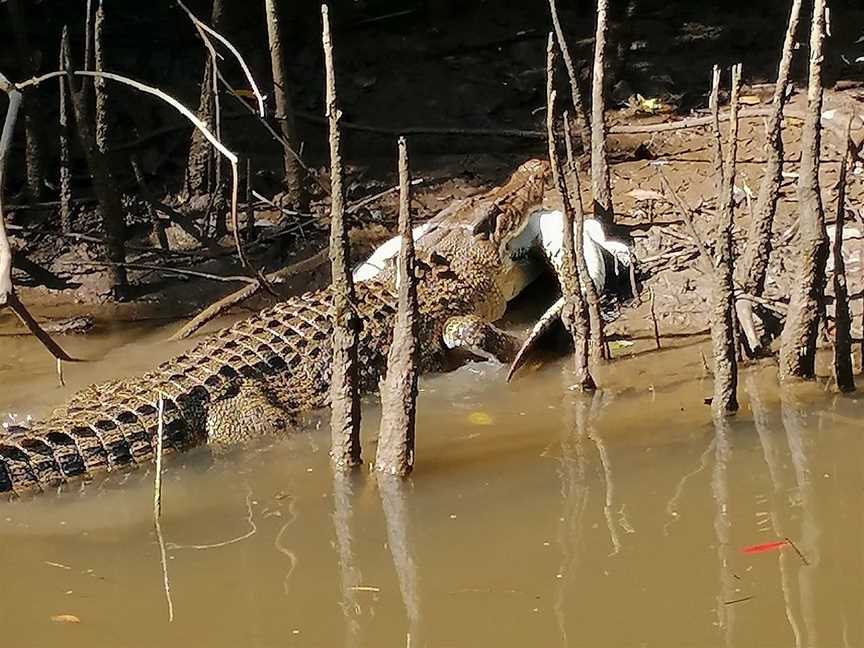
784 537 809 565
649 287 661 349
656 169 714 275
548 0 590 151
218 72 328 196
176 0 265 117
154 393 165 520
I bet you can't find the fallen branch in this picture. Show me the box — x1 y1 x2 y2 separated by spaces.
168 248 328 340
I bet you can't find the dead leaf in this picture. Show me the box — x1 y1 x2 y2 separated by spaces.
50 614 81 624
626 188 665 202
468 411 493 426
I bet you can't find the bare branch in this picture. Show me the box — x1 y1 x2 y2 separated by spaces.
590 0 613 224
177 0 266 117
548 0 590 151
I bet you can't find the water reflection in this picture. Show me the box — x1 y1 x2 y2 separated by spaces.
332 470 363 647
554 381 592 648
710 413 734 646
780 387 820 648
747 376 803 648
378 474 421 644
589 393 629 556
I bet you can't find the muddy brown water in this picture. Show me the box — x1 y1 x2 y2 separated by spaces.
0 324 862 648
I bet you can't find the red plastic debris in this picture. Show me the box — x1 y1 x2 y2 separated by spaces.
738 540 788 554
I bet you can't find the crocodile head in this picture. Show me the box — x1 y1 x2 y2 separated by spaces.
353 159 551 317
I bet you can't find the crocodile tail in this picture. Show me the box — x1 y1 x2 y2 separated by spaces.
0 385 210 497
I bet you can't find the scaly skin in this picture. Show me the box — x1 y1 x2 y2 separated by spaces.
0 159 550 496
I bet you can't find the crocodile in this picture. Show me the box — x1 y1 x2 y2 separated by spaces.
0 159 557 497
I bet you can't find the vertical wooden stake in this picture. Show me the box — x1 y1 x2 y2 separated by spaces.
58 27 73 233
833 119 855 393
323 4 362 469
779 0 829 381
375 137 419 477
547 34 595 392
710 64 742 416
590 0 613 225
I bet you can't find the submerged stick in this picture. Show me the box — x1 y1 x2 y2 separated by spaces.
153 393 174 622
323 4 362 468
375 137 419 477
153 393 165 521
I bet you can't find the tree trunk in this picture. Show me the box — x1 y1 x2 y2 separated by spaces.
264 0 307 211
778 0 828 381
563 113 606 362
58 28 73 233
184 0 225 198
63 30 128 300
7 0 46 201
94 0 108 154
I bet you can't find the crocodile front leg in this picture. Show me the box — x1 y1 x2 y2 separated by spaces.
205 379 293 445
442 315 521 364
